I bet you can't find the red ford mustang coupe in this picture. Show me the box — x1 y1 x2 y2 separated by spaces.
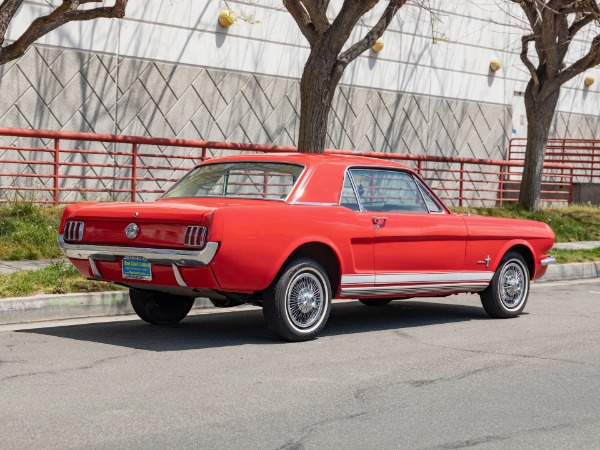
59 153 555 341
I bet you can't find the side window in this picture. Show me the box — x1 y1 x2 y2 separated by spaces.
340 172 361 211
350 169 428 213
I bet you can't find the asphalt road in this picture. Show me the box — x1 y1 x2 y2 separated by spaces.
1 279 600 449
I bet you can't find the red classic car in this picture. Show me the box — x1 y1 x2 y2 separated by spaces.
59 153 555 341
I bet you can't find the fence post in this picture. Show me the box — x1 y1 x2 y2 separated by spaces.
591 145 596 183
568 167 574 205
53 138 60 206
458 162 464 207
131 143 138 202
417 160 422 175
201 146 207 163
498 165 504 206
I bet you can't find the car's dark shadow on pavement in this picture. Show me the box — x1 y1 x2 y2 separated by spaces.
21 300 489 351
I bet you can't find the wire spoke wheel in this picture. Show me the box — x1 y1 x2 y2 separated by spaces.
499 262 525 309
286 271 324 329
480 252 530 319
263 258 332 342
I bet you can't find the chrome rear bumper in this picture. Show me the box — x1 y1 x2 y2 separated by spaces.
58 235 219 287
541 256 556 266
58 235 218 266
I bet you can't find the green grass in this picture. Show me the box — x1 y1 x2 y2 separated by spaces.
451 204 600 243
0 261 126 298
0 203 63 260
551 248 600 264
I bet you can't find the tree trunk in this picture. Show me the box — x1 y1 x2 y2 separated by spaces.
297 48 344 154
518 81 560 211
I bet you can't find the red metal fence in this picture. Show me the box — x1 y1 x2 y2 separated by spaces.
0 127 574 207
509 138 600 184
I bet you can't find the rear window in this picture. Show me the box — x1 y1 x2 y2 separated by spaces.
163 162 304 200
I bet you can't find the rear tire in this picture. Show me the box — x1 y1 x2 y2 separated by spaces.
263 258 332 342
129 289 195 324
480 252 530 318
359 299 392 306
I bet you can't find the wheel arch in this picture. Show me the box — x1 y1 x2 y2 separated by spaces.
274 242 342 297
499 242 535 277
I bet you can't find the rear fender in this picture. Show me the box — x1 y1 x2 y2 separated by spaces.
269 237 344 296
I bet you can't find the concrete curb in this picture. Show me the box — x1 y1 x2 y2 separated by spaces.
0 291 213 325
1 262 599 325
539 261 600 283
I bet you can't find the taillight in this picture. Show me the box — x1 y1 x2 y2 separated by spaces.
64 221 85 242
184 226 207 248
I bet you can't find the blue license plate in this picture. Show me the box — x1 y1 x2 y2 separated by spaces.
122 257 152 281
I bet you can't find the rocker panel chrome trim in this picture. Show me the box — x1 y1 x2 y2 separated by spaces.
58 235 218 267
341 272 494 285
340 282 490 298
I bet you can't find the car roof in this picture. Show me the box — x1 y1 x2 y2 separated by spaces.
199 152 414 171
194 152 422 205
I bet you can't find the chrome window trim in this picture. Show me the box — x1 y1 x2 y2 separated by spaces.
288 202 340 206
414 177 446 214
347 170 364 212
161 161 306 203
337 168 363 211
345 166 430 214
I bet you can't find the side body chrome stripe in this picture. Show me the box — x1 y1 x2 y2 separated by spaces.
339 272 494 298
341 272 494 285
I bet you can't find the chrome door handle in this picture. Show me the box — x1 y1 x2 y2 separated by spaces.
373 217 387 228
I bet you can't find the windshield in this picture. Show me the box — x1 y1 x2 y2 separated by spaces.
163 162 304 200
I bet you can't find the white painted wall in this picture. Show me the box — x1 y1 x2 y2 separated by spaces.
7 0 600 116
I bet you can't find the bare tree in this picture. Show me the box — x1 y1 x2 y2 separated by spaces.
0 0 128 66
284 0 408 153
512 0 600 210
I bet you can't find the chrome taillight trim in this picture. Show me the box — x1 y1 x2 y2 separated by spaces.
184 226 207 248
64 221 84 242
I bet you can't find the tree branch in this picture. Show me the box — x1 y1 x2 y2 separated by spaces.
338 0 407 64
520 34 540 86
0 0 24 48
0 0 128 65
299 0 330 34
283 0 316 45
512 0 543 36
569 12 596 37
557 33 600 86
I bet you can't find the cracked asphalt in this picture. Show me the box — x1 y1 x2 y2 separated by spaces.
1 279 600 449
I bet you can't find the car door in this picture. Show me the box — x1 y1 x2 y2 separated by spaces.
337 171 376 298
349 168 472 297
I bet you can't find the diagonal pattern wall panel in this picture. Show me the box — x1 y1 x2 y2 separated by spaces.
2 46 596 203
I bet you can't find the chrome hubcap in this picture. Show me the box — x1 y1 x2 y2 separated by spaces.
500 262 526 308
287 271 325 329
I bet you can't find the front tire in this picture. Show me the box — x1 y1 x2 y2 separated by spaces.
263 258 332 342
480 252 530 318
129 289 195 324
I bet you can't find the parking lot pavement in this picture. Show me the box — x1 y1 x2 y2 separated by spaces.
1 279 600 449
